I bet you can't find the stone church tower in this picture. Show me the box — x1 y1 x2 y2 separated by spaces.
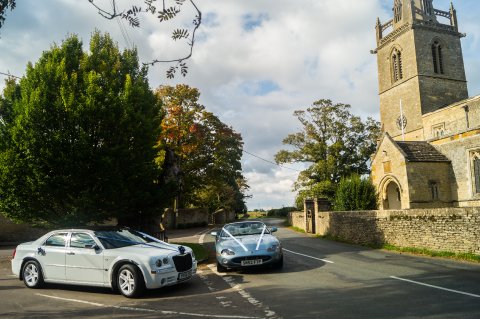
371 0 480 210
374 0 468 141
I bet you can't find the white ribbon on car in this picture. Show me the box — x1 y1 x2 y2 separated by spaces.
222 227 248 252
255 224 266 251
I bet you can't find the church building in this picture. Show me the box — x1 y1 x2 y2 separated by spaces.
370 0 480 209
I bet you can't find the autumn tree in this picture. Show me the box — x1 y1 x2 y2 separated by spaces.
155 84 247 213
275 99 380 208
0 31 162 226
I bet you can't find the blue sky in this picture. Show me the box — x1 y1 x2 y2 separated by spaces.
1 0 479 210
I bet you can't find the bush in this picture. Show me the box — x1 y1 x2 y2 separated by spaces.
295 181 335 210
267 207 297 217
333 174 378 211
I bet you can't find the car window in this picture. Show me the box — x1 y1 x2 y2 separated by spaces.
70 233 96 249
94 229 153 249
221 222 269 237
44 233 67 247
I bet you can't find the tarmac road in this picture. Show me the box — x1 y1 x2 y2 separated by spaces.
2 219 480 318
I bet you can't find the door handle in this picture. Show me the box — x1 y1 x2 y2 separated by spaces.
67 252 75 255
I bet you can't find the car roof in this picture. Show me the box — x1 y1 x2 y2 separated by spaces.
49 226 130 233
223 221 266 226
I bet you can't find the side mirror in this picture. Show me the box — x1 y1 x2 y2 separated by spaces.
85 244 100 250
270 227 278 233
210 231 218 237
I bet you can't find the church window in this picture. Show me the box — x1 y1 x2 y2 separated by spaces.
470 151 480 195
474 157 480 194
432 123 445 138
392 49 403 82
429 181 439 200
432 41 444 74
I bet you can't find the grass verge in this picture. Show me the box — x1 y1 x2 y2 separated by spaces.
172 242 209 262
288 226 306 233
287 227 480 263
381 244 480 263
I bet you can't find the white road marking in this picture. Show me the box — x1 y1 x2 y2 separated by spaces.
283 248 334 264
36 294 107 308
35 293 262 318
208 264 280 318
390 276 480 298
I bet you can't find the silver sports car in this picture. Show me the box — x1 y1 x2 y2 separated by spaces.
211 221 283 272
11 228 197 298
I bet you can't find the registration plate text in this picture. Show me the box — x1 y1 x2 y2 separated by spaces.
241 259 263 266
178 270 192 280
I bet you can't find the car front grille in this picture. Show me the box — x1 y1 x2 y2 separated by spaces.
172 253 193 272
231 255 271 263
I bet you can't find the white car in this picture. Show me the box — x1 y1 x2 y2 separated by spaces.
11 228 197 298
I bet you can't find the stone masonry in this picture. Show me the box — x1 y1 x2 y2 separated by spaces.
289 208 480 255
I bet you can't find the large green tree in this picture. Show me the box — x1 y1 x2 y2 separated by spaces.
0 31 162 226
275 99 380 207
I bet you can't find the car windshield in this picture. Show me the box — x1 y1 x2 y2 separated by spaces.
221 222 269 237
94 229 155 249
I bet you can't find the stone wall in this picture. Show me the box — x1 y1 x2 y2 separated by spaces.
0 215 49 244
211 209 236 225
287 211 304 229
289 208 480 254
160 208 212 229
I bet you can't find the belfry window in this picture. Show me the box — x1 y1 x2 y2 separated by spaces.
432 41 444 74
392 49 403 82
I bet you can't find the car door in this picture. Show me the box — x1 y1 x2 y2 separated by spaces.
66 232 105 284
38 232 68 281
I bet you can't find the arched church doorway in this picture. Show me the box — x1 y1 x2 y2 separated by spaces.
385 181 402 210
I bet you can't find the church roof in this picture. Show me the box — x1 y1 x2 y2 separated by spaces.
395 141 450 162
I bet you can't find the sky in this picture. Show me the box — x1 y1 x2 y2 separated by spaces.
1 0 479 210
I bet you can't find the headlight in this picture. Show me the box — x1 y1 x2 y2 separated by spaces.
267 244 280 252
221 248 235 256
155 259 162 267
190 251 196 260
163 257 169 264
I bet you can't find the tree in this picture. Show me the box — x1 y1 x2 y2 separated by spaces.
0 31 162 226
275 99 380 205
294 181 335 210
0 0 201 78
0 0 15 30
333 174 378 211
155 84 248 213
189 112 248 214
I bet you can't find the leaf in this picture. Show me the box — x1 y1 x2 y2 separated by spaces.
166 66 177 79
180 63 188 77
172 29 189 41
158 7 180 22
122 15 140 27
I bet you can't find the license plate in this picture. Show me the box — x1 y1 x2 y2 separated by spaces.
241 259 263 266
178 270 192 280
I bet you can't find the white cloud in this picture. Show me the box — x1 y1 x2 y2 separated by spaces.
1 0 479 209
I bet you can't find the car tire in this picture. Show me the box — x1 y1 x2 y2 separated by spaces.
274 255 284 270
117 264 145 298
216 261 227 273
22 260 44 289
